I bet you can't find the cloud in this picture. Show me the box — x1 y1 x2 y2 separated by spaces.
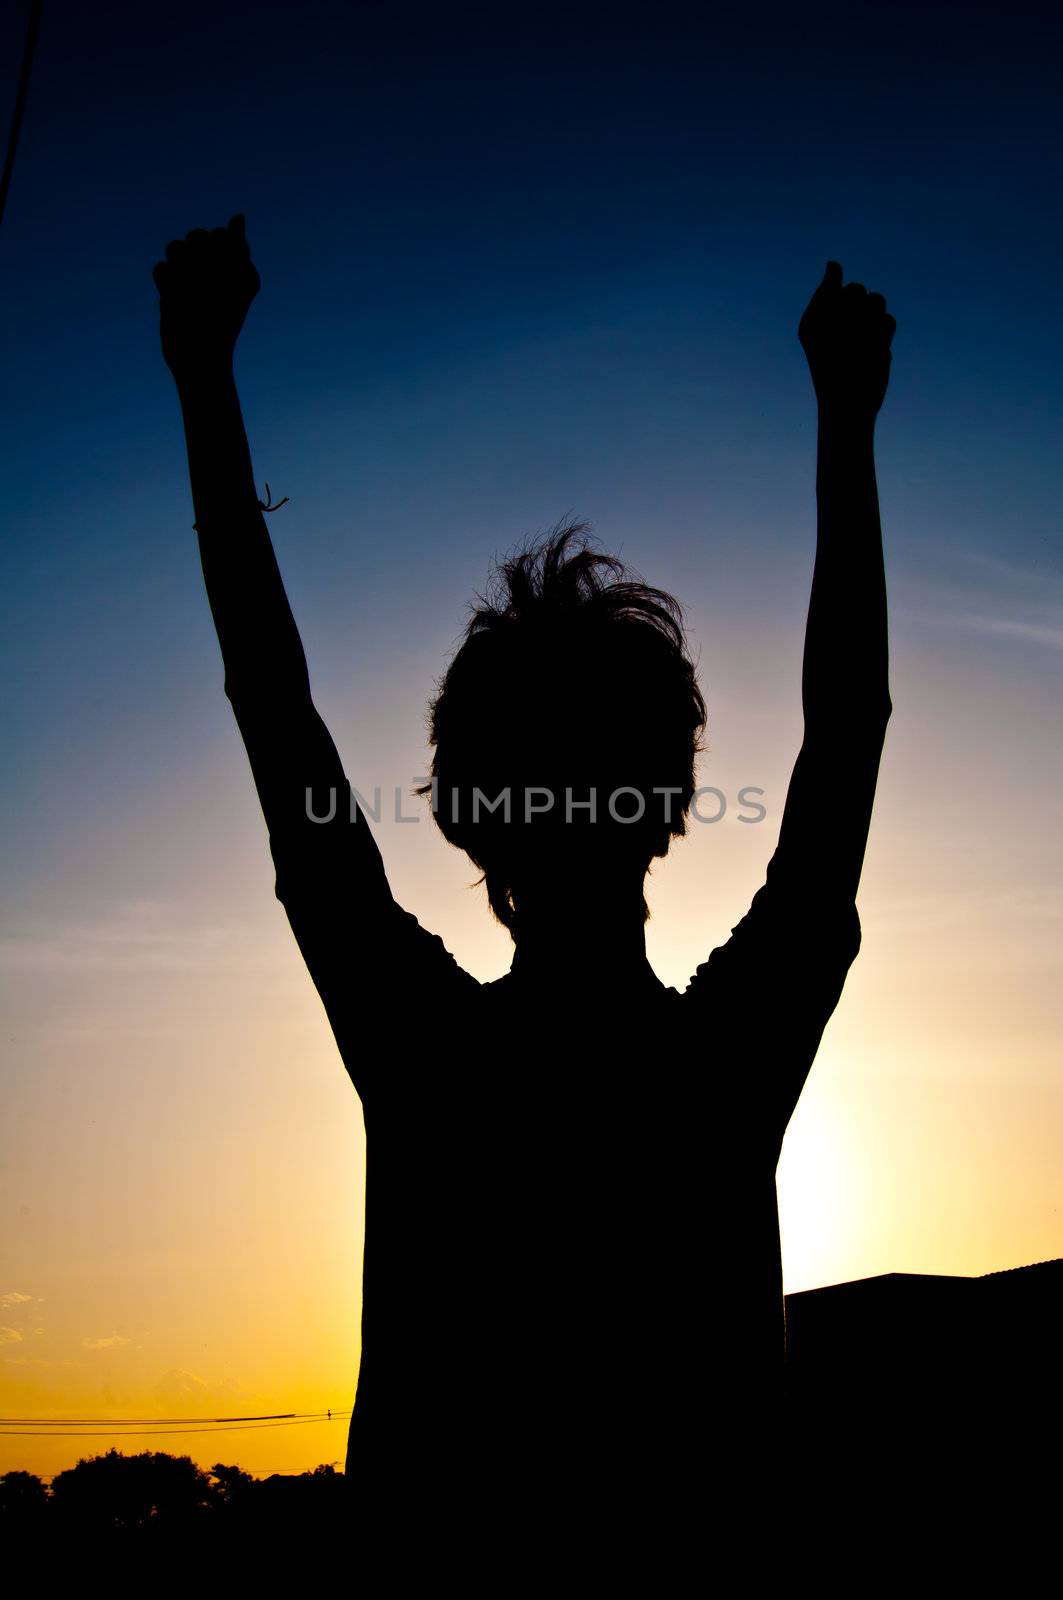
894 552 1063 654
872 884 1063 932
81 1335 130 1350
958 614 1063 651
152 1367 263 1410
152 1368 210 1402
0 1327 24 1344
0 1291 34 1307
0 901 285 978
958 551 1063 598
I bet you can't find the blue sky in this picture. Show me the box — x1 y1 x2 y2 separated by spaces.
3 2 1059 909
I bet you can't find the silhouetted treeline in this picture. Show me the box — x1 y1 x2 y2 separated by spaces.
2 1425 1057 1569
0 1448 347 1551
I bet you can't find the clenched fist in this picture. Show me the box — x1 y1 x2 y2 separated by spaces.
799 261 896 420
153 214 260 380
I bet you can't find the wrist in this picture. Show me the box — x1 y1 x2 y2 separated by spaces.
172 357 236 400
817 403 878 439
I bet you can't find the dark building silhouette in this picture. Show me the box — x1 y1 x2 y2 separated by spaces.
784 1256 1063 1502
787 1256 1061 1389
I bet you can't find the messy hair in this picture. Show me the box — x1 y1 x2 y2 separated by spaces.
417 520 707 932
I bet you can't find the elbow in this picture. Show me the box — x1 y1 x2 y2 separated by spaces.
224 664 313 713
858 694 893 746
804 693 893 747
850 686 893 728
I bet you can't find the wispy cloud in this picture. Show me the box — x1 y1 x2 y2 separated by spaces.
0 900 283 977
152 1367 263 1410
0 1327 24 1345
82 1335 131 1350
153 1367 211 1401
876 883 1062 913
0 1291 34 1307
957 615 1063 651
957 551 1063 599
894 550 1063 653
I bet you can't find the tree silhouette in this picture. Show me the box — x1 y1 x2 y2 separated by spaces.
50 1447 214 1532
208 1460 256 1506
1 1468 48 1517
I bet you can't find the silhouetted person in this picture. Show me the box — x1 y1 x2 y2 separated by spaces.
154 220 893 1570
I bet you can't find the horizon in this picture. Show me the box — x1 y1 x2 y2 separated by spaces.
9 1252 1061 1484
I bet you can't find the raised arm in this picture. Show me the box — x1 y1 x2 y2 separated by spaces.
152 218 464 1095
686 264 895 1127
774 260 895 902
152 216 392 913
154 217 303 709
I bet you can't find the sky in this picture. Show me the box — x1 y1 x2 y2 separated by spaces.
1 1 1061 1479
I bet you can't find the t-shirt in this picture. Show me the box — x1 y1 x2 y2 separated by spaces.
258 729 861 1560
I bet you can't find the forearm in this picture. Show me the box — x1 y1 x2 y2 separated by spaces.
774 413 891 899
174 362 311 712
802 410 892 743
773 261 895 901
154 216 393 918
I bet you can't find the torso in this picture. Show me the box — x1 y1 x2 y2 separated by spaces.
345 964 787 1547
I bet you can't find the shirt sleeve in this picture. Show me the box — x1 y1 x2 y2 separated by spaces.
683 845 862 1135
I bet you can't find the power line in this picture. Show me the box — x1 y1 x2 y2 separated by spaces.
0 1415 351 1438
0 0 43 235
0 1408 350 1434
0 1410 339 1425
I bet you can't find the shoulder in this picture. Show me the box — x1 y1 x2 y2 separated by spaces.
680 887 862 1007
384 905 484 996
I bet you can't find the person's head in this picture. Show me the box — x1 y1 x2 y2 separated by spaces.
418 521 707 935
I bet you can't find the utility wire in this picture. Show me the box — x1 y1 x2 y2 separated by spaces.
0 1416 351 1438
0 0 43 235
3 1414 307 1427
0 1410 336 1425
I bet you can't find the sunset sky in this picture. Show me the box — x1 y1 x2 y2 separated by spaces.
2 3 1061 1480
